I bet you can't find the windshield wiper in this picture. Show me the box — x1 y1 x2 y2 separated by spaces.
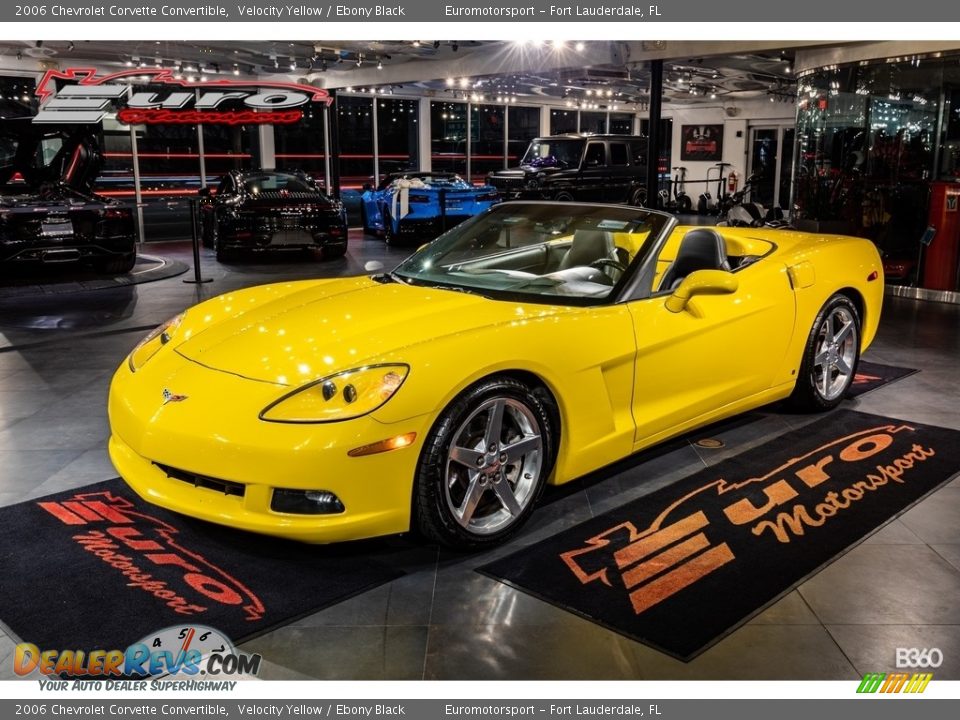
372 271 410 285
419 282 490 298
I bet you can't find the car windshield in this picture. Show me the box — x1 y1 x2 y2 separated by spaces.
392 203 671 305
521 139 585 169
243 173 315 194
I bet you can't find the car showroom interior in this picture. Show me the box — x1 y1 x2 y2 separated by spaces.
0 39 959 681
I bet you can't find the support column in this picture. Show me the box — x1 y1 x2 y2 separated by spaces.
646 60 664 209
257 123 275 170
328 89 341 199
419 98 431 172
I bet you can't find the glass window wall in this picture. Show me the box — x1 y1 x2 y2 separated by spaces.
550 109 577 135
793 55 954 287
431 101 467 175
337 95 374 191
376 98 418 180
507 105 541 166
275 104 327 182
471 104 505 183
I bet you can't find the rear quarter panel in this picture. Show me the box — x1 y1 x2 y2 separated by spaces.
765 230 884 384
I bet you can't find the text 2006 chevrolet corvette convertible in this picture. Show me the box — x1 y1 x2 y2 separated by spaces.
108 202 883 549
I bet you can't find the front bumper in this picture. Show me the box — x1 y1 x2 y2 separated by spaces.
108 356 429 543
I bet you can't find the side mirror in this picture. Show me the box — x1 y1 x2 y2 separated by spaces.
364 260 385 273
665 270 738 314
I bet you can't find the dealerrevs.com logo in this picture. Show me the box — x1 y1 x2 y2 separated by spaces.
14 624 261 688
33 68 333 126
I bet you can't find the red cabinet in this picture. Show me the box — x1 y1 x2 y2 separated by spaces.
923 182 960 291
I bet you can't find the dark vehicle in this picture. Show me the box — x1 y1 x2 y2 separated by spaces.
200 170 348 261
0 118 136 274
487 134 649 206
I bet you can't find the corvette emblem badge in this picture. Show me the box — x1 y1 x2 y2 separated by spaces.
162 388 188 405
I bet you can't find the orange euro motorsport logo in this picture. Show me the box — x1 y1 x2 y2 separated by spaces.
36 489 265 621
561 424 935 615
857 672 933 694
13 625 261 678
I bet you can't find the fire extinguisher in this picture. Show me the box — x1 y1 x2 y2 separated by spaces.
728 171 739 194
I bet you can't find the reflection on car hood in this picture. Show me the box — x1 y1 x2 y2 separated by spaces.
174 276 570 386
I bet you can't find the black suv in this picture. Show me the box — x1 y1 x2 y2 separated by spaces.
487 134 648 205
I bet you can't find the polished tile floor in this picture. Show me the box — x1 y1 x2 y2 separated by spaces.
0 232 958 680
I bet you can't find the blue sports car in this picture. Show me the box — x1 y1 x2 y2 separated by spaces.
359 172 500 244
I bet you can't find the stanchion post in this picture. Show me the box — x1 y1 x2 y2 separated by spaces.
183 197 213 285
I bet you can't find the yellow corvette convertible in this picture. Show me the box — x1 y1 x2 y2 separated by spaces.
109 202 883 549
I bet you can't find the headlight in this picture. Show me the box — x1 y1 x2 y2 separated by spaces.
260 364 409 423
127 313 185 372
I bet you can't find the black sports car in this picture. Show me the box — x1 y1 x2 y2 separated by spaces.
0 118 136 274
200 170 348 261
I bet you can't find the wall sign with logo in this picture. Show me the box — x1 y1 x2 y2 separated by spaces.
947 192 959 213
680 124 723 162
34 68 332 126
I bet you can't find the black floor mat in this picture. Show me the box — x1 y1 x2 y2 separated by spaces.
480 410 960 661
0 478 402 655
847 360 919 398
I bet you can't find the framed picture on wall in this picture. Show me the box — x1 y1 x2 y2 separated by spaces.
681 124 724 161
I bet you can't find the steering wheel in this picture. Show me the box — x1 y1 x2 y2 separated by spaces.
589 258 627 274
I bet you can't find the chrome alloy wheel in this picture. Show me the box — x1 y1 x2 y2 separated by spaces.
812 305 858 401
443 397 543 536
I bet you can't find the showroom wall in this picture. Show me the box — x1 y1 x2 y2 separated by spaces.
0 51 801 239
663 99 795 201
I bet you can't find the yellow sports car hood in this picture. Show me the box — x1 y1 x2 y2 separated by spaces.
174 276 566 386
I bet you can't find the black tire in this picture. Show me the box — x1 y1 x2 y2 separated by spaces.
789 293 861 412
359 205 373 237
95 251 136 275
553 191 575 202
414 376 558 551
383 211 397 246
677 194 693 213
214 234 234 263
630 188 647 207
